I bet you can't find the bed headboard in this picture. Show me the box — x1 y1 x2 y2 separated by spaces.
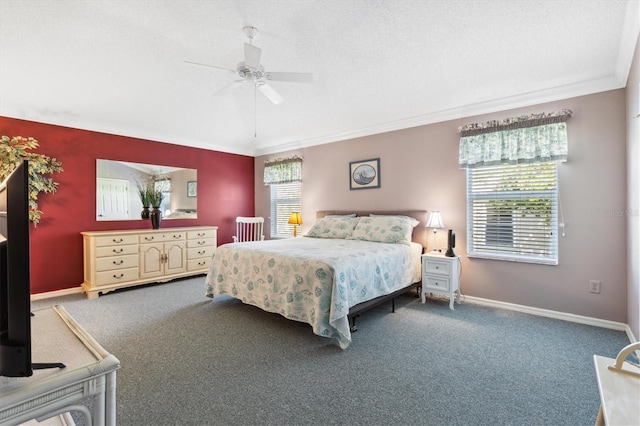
316 210 428 250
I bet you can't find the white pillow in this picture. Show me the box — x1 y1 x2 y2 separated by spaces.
347 216 416 245
305 217 360 239
369 214 420 228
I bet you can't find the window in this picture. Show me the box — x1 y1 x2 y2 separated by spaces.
466 161 558 265
270 182 301 238
264 156 303 238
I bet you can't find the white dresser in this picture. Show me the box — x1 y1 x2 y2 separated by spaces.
421 253 461 310
81 226 217 299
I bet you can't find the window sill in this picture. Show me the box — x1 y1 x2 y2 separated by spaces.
467 252 558 266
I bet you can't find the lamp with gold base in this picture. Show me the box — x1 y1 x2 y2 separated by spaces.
288 212 302 237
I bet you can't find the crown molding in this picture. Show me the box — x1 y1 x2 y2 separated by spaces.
254 74 624 157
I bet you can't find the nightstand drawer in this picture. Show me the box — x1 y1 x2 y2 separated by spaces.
424 259 450 275
424 276 451 292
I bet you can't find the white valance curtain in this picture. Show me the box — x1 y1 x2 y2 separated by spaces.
458 109 572 168
263 156 303 185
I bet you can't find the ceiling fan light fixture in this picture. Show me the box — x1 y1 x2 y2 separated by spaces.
237 62 265 80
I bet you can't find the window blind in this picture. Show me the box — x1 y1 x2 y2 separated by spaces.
270 182 302 238
466 162 558 265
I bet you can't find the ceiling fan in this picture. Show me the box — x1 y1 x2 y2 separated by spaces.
186 26 313 106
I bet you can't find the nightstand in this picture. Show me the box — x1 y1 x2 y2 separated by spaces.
421 253 461 310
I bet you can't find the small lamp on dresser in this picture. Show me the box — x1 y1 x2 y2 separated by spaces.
426 211 445 251
288 212 302 237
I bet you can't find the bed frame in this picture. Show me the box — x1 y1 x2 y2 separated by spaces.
316 210 427 332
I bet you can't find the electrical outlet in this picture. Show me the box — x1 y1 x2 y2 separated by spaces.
589 280 601 294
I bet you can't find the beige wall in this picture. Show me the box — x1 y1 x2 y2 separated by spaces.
256 89 628 324
626 34 639 340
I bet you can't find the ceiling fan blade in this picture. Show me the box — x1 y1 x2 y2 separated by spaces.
265 72 313 84
244 43 262 69
184 60 235 74
258 82 284 105
213 79 244 96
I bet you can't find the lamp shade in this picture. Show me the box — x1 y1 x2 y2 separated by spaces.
288 212 302 225
426 211 445 229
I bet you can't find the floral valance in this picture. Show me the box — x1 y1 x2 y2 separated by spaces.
263 156 303 185
458 109 572 168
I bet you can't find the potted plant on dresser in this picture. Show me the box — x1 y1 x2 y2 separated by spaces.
148 185 164 229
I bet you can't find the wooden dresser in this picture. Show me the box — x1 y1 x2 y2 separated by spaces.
81 226 217 299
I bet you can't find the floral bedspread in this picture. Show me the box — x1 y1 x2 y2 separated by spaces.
205 237 422 348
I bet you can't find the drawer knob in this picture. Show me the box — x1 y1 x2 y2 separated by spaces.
198 241 205 245
198 233 205 237
112 238 123 243
198 250 205 255
113 273 124 279
145 236 154 241
198 261 205 266
113 248 123 253
435 266 439 270
113 260 124 265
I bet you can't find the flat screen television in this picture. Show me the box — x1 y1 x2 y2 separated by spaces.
0 160 63 377
0 160 33 376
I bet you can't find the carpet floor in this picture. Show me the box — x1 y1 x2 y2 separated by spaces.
32 277 630 426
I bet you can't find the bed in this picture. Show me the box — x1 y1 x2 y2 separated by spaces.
205 210 427 348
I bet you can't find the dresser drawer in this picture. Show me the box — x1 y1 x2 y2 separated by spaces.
187 229 216 240
187 246 215 259
95 267 139 286
188 258 211 271
424 276 451 292
187 237 215 248
95 244 138 258
139 232 186 243
423 259 450 275
95 254 139 272
95 234 138 247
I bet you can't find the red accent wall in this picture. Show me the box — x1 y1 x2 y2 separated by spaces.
0 117 255 294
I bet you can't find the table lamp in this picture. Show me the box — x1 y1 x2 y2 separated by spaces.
288 212 302 237
426 211 445 251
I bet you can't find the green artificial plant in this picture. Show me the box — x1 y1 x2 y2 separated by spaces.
0 135 63 225
135 174 165 208
136 179 153 208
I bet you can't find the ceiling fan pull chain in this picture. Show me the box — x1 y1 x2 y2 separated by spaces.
254 82 257 138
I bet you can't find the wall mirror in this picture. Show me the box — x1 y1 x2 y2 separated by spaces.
96 159 197 221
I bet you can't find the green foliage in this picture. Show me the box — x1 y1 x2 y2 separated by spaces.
0 136 63 225
136 179 154 207
149 187 164 208
135 175 165 208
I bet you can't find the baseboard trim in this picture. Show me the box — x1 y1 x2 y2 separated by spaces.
30 288 637 343
463 295 631 336
31 287 83 301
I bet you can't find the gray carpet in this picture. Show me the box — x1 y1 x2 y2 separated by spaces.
32 277 630 426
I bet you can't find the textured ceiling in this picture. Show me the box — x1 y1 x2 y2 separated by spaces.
1 0 638 156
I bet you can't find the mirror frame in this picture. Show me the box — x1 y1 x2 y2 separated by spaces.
96 159 197 221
